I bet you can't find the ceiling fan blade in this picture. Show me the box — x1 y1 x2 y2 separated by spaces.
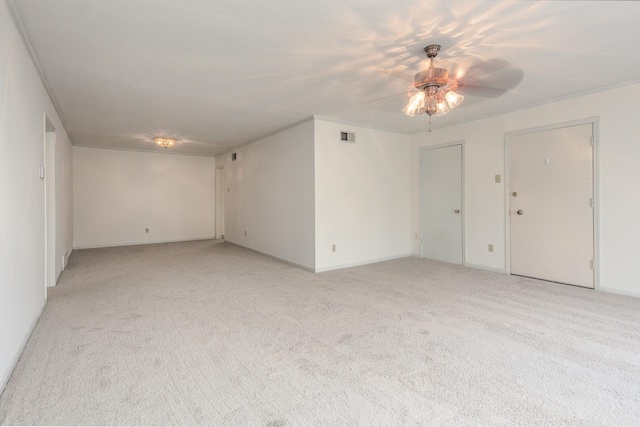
456 67 524 97
359 91 412 105
459 58 511 80
456 85 507 98
375 68 415 83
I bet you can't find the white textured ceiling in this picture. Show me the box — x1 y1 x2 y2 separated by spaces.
15 0 640 156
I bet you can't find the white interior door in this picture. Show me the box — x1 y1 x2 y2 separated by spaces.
420 144 463 264
510 123 594 288
216 167 225 239
45 130 56 288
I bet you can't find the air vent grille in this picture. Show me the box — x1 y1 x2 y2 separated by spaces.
340 131 356 143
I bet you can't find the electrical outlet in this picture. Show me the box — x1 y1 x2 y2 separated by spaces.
488 244 494 252
495 174 501 183
332 244 336 252
414 232 419 240
145 228 149 233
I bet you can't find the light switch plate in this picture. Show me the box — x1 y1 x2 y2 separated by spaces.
494 174 501 183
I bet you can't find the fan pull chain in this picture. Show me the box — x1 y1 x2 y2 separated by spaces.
428 116 432 132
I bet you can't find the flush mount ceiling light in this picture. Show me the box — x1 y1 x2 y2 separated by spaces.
397 44 523 131
155 137 176 149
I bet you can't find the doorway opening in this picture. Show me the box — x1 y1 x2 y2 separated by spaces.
419 141 465 265
216 166 226 239
505 118 598 289
44 115 57 292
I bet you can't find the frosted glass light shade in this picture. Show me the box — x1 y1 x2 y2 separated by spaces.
445 90 464 109
435 101 450 116
402 91 426 117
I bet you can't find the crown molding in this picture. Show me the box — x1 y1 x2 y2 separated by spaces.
214 116 315 157
7 0 638 151
4 0 76 145
217 77 640 155
312 115 413 135
214 114 416 158
425 78 640 133
73 144 216 158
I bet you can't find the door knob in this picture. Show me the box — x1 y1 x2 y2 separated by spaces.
454 210 460 214
517 210 523 215
512 192 518 197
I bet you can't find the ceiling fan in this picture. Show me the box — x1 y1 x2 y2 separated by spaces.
379 44 523 131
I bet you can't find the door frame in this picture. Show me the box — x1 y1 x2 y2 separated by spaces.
504 117 600 289
419 140 466 265
44 114 57 292
215 165 226 239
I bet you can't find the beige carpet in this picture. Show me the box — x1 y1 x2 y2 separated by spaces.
1 240 639 426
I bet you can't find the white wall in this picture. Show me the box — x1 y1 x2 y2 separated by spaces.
411 83 640 297
55 129 73 276
314 119 412 272
0 1 73 392
73 147 215 248
216 120 316 270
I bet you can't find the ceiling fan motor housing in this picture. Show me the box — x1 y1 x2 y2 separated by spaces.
424 44 441 58
414 68 450 89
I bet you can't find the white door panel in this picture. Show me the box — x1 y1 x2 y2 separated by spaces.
510 124 594 288
216 167 225 239
420 145 463 264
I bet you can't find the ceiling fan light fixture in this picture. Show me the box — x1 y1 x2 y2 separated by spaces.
402 91 426 117
395 44 521 132
155 137 176 149
435 100 450 116
445 90 464 109
402 104 417 117
425 96 437 117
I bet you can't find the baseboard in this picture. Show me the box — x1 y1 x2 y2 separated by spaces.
225 240 315 272
52 248 74 287
66 248 73 267
62 248 73 270
315 253 413 273
599 286 640 299
464 263 507 274
54 268 62 286
73 236 217 250
0 298 46 397
409 256 507 274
